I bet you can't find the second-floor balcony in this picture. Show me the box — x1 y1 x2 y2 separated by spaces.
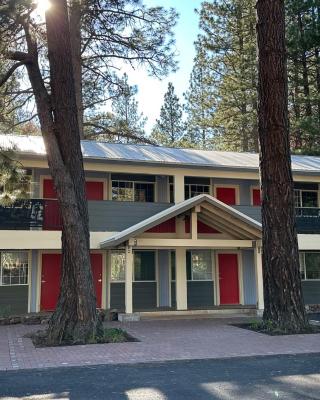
1 200 320 234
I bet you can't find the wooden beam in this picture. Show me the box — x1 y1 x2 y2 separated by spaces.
201 203 262 238
131 238 253 248
198 214 247 239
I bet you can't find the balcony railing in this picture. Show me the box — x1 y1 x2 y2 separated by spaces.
295 207 320 233
1 200 320 233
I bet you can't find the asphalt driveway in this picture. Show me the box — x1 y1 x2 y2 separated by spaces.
0 353 320 399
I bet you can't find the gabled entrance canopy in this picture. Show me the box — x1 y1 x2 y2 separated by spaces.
100 194 262 249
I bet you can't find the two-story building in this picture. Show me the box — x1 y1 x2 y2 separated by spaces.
0 134 319 318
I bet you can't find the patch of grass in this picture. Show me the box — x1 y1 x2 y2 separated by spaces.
233 320 320 336
27 327 138 347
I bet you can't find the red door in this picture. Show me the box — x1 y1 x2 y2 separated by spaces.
41 253 103 311
252 188 261 206
216 187 237 205
90 253 103 308
41 253 61 311
218 253 239 305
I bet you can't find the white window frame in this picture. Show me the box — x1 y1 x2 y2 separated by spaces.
111 180 155 202
184 184 211 200
294 189 319 208
110 250 126 282
299 252 320 281
0 251 29 286
188 250 213 282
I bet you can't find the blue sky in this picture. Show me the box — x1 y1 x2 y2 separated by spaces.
121 0 203 132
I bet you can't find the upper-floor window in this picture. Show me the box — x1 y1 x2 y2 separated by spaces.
110 250 125 282
294 189 318 208
0 251 29 286
185 184 210 200
299 252 320 280
112 180 154 202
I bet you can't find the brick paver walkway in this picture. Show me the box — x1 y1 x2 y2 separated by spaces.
0 318 319 371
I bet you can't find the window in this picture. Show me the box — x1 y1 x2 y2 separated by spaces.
112 181 134 201
112 180 154 202
0 251 29 285
134 251 155 281
134 183 154 202
185 184 210 200
187 250 212 281
300 252 320 280
294 189 318 208
110 251 125 281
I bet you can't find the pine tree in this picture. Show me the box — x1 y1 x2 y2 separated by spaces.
110 74 147 143
287 0 320 153
184 39 216 149
195 0 258 152
151 82 185 146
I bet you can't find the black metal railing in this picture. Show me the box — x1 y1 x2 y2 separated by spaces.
1 200 320 233
0 199 44 230
295 207 320 233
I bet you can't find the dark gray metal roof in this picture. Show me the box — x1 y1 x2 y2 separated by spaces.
1 134 320 173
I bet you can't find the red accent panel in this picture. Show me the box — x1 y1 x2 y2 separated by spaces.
90 253 102 308
42 179 104 230
41 253 61 311
147 217 176 233
216 187 236 205
252 188 261 206
185 217 220 234
40 253 103 311
85 181 104 200
218 253 239 305
43 179 104 200
43 179 56 199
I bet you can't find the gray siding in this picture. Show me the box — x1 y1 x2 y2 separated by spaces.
110 282 157 311
242 250 257 305
233 205 261 222
30 250 39 312
133 282 157 310
158 250 170 307
302 281 320 304
88 201 171 231
110 282 125 310
187 281 214 308
0 286 28 315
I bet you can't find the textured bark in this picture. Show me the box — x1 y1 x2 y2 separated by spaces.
69 0 84 139
23 0 99 344
256 0 308 332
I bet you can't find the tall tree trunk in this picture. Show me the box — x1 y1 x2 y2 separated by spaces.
297 12 312 118
23 0 99 344
256 0 308 332
69 0 84 139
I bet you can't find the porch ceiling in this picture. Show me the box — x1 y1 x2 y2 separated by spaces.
100 194 262 249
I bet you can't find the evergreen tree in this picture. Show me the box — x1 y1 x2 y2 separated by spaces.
184 39 216 149
195 0 258 152
110 74 147 142
286 0 320 153
151 82 185 146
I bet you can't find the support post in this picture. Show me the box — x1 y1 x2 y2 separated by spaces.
254 244 264 315
125 244 133 314
175 247 187 310
191 210 198 240
174 174 185 203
